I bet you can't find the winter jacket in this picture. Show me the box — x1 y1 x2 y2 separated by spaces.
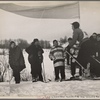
77 37 97 62
70 46 79 63
69 28 84 47
49 46 65 67
95 41 100 60
9 46 26 72
25 43 44 64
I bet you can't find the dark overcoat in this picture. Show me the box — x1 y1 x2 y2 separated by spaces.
25 43 44 64
9 46 26 72
25 43 44 75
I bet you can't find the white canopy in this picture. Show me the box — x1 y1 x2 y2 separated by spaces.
0 1 79 19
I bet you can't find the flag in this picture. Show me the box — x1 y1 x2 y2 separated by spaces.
0 2 79 19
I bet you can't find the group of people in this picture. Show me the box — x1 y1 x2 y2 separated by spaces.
9 39 44 83
77 33 100 78
8 21 100 84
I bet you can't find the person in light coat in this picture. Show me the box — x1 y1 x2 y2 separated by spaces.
49 40 65 82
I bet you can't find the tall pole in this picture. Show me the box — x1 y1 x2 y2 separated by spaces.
78 1 81 24
78 1 89 38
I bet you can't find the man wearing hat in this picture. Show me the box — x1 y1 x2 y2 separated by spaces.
68 21 84 49
66 22 84 63
66 22 84 79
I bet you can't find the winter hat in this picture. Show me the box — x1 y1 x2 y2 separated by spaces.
71 21 80 29
68 38 72 41
53 40 58 43
33 38 39 43
9 41 16 48
10 41 15 45
97 34 100 37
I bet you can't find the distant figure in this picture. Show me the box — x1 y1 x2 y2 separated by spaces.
49 40 65 82
9 41 26 84
25 39 44 82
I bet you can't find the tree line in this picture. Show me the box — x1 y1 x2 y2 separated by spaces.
0 39 51 49
0 39 29 49
0 36 68 49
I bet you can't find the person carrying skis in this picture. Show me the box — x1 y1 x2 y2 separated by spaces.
49 40 65 82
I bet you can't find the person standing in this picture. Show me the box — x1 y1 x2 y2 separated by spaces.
67 38 79 79
90 34 100 78
9 41 26 84
25 39 44 82
70 47 79 79
66 38 81 80
49 40 65 82
95 34 100 76
77 34 97 78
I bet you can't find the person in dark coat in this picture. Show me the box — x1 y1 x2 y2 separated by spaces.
25 39 44 82
9 41 26 84
77 34 97 78
90 34 100 77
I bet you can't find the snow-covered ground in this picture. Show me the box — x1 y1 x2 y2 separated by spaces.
0 49 100 99
1 80 100 99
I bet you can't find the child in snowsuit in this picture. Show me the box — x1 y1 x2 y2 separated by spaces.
49 40 65 82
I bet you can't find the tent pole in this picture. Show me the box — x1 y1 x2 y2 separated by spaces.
78 1 81 24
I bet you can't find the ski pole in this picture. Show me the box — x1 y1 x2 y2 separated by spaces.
65 50 85 70
91 56 100 64
65 50 86 78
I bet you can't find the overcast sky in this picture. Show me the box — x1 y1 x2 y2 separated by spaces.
0 1 100 43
